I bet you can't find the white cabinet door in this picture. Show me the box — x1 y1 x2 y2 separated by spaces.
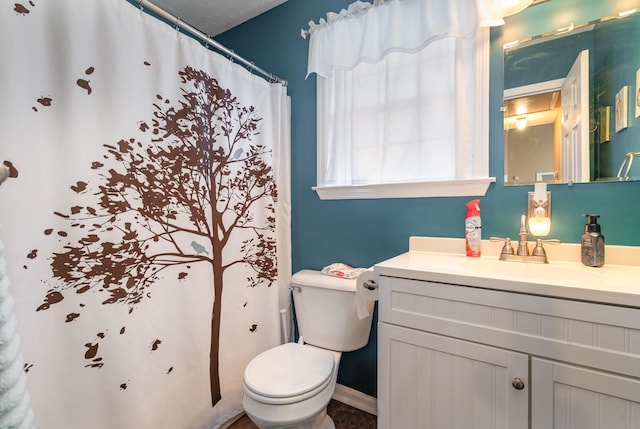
378 322 529 429
532 358 640 429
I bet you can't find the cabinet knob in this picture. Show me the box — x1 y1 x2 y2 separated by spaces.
512 377 525 390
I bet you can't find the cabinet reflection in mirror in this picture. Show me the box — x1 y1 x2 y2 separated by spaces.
503 10 640 186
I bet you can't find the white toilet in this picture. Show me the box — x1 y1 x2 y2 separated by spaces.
242 269 374 429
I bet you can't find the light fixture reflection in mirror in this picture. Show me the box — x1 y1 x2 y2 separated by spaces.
515 116 528 130
528 183 551 237
501 0 534 18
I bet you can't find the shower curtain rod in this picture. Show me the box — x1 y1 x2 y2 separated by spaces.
136 0 287 86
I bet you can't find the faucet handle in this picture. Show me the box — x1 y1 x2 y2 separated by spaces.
532 238 560 257
489 236 515 255
531 238 560 260
532 239 547 257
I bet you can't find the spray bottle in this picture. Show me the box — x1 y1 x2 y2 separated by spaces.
465 199 481 257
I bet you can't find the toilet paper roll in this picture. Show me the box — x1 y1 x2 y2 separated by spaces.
356 268 378 320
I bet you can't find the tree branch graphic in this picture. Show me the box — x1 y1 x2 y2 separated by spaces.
37 66 277 407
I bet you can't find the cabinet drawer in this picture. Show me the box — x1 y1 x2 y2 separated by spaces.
378 276 640 379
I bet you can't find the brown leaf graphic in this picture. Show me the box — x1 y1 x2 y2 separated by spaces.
77 79 92 95
26 249 37 259
151 339 161 351
76 285 90 294
70 181 87 193
13 3 29 14
3 160 18 178
36 96 52 107
85 66 95 75
84 342 99 359
102 288 126 305
36 291 64 311
65 313 80 322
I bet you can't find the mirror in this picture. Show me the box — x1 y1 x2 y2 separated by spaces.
503 10 640 185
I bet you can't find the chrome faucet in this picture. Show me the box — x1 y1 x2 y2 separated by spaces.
491 215 559 264
516 214 529 256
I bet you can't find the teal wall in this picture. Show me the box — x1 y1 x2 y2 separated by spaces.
217 0 640 397
592 14 640 178
504 31 595 90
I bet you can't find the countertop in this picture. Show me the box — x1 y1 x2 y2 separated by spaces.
374 237 640 308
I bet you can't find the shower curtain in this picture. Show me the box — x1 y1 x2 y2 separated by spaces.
0 0 291 427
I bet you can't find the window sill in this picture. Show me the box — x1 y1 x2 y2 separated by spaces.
313 177 496 200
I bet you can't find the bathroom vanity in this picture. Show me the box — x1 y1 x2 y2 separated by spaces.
375 237 640 429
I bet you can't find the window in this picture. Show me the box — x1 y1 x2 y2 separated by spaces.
306 0 498 199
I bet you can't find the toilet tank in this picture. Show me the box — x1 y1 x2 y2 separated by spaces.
291 270 374 352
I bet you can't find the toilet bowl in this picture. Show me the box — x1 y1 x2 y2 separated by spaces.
241 269 374 429
242 342 340 429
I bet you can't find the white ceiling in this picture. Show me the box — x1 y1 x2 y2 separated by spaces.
146 0 287 37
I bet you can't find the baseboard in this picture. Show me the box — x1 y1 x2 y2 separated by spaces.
220 412 244 429
332 383 377 416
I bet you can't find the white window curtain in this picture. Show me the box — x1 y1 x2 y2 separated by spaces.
306 0 501 199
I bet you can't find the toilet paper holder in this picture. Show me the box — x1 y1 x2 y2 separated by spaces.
363 279 377 291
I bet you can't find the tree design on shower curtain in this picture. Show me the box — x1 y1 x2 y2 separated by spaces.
36 65 277 407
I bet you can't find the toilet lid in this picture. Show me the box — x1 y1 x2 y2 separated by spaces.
244 343 334 399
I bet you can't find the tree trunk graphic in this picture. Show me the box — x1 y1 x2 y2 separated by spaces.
35 66 277 408
210 241 224 405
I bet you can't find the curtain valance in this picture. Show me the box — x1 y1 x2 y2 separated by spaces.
306 0 503 78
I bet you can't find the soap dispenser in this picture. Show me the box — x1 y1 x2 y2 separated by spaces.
581 214 604 267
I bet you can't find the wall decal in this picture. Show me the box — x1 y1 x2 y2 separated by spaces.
615 85 628 132
636 69 640 118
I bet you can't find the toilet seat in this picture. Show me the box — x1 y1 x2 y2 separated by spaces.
243 343 335 405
